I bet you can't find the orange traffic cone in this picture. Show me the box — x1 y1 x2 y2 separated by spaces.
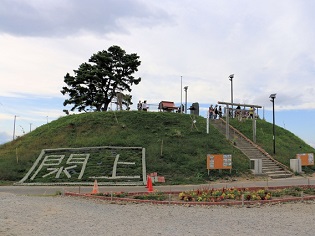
91 179 99 194
145 175 149 188
147 176 153 192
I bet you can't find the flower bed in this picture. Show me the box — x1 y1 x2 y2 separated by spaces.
178 186 315 202
65 185 315 206
179 187 271 202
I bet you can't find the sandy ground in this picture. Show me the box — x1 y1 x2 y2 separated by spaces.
1 192 315 236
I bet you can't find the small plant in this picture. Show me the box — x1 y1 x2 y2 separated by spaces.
169 129 183 138
113 192 127 198
134 191 167 201
55 190 62 196
99 192 127 198
195 172 204 180
303 188 315 195
269 189 283 197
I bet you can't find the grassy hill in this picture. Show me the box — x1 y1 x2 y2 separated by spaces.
0 111 314 184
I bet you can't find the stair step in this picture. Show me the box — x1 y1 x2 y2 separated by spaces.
264 170 288 174
263 169 284 172
262 162 280 164
263 164 280 167
262 164 280 167
268 173 293 179
263 167 283 170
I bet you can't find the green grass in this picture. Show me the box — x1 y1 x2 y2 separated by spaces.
0 111 314 184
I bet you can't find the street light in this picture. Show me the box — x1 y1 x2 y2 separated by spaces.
180 76 183 113
229 74 234 117
184 86 188 114
269 93 276 154
13 115 18 140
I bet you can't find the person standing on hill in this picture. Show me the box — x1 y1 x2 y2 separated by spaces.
142 100 148 112
249 107 254 119
218 106 222 118
214 105 219 119
235 105 241 121
209 105 214 119
137 100 142 111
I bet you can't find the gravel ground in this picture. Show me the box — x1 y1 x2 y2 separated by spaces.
1 192 315 236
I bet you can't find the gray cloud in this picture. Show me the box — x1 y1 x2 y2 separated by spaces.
0 0 171 37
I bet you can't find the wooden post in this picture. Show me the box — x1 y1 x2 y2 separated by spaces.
160 139 164 157
16 147 18 164
226 105 229 140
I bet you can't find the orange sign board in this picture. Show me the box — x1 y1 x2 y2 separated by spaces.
207 154 232 170
296 153 314 166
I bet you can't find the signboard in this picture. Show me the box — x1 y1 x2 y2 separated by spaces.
296 153 314 166
207 154 232 170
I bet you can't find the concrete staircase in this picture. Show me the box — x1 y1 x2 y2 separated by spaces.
211 119 293 179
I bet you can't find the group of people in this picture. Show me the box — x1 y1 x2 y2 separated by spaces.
137 100 148 112
208 104 222 119
209 104 255 121
235 105 255 121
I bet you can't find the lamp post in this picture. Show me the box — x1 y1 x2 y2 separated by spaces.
269 93 276 154
13 115 18 140
180 76 183 113
184 86 188 114
229 74 234 117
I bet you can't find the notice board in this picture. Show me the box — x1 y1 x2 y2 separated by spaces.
207 154 232 170
296 153 314 166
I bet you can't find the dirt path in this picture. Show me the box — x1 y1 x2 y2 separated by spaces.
1 192 315 236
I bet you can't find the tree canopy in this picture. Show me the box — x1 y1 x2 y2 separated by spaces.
61 45 141 112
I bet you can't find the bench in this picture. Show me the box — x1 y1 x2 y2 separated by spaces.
158 101 178 112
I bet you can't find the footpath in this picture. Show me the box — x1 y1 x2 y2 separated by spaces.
0 176 315 196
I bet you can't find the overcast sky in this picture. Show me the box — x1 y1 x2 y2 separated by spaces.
0 0 314 147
